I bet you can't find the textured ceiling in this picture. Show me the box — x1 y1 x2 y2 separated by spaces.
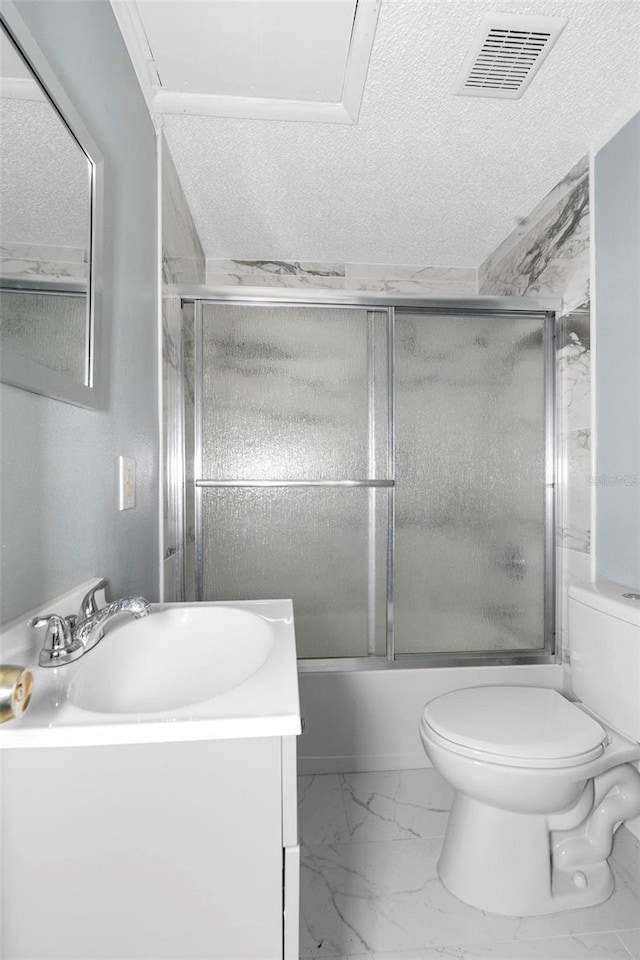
0 99 90 246
161 0 640 266
1 25 90 247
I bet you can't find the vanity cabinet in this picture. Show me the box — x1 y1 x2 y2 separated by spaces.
1 733 299 959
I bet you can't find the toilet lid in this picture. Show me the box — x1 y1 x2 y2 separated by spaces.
422 687 606 763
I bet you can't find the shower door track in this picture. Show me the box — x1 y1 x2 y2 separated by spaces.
188 294 557 670
178 287 560 313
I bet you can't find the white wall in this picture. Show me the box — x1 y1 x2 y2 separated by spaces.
594 112 640 590
0 1 159 623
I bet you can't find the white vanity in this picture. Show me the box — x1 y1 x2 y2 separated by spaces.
0 593 301 960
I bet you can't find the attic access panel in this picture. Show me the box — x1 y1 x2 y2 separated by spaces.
111 0 380 123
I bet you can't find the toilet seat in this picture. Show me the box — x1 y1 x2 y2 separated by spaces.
421 686 606 769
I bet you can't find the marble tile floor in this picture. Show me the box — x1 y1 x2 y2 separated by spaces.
298 769 640 960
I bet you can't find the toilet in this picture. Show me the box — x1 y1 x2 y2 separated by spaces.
420 581 640 917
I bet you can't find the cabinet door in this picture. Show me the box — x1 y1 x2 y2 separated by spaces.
281 735 298 848
1 737 283 960
281 736 300 959
283 844 300 960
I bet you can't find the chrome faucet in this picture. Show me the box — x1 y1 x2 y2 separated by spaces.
29 614 83 667
72 596 151 654
77 578 108 623
30 587 151 667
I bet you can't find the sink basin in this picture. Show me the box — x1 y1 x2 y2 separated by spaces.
66 605 274 714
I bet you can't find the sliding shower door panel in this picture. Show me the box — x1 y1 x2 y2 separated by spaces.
394 311 547 654
201 486 388 658
197 303 390 660
200 304 388 480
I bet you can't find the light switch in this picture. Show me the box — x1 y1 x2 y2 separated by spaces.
118 456 136 510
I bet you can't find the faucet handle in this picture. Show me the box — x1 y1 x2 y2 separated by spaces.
29 613 71 636
29 614 81 667
78 579 108 622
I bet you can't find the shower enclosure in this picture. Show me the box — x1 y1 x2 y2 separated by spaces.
0 283 89 384
167 295 554 668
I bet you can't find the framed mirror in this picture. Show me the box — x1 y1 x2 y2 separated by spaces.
0 2 103 408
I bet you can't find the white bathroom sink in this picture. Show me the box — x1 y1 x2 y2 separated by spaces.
0 597 299 748
66 605 275 714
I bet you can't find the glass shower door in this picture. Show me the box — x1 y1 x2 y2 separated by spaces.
393 309 550 655
190 299 553 663
195 302 391 660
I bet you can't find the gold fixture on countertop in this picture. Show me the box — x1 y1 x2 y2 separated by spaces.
0 665 33 722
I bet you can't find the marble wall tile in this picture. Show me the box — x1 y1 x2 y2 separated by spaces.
164 256 205 286
344 277 476 295
162 298 186 603
206 259 345 289
478 156 588 288
346 263 472 283
161 134 205 286
479 156 589 316
182 305 197 602
555 304 591 665
161 134 204 598
205 259 477 295
345 264 477 296
206 271 346 290
558 305 590 437
162 299 178 561
340 280 465 295
0 241 86 264
161 296 194 600
209 258 345 278
0 240 87 282
557 303 591 557
163 549 184 605
561 430 592 553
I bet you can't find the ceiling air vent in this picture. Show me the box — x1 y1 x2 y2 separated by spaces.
454 13 567 100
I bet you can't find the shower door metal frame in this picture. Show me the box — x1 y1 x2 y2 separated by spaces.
188 293 556 670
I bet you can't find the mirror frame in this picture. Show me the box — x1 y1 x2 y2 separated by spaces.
0 0 105 408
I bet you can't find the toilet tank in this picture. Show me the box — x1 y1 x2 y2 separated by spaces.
568 582 640 741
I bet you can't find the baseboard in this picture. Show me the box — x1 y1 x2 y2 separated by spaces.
297 752 431 775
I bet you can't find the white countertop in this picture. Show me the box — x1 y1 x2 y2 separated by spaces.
0 597 301 749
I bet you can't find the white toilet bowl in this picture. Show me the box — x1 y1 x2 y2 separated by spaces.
420 685 640 916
